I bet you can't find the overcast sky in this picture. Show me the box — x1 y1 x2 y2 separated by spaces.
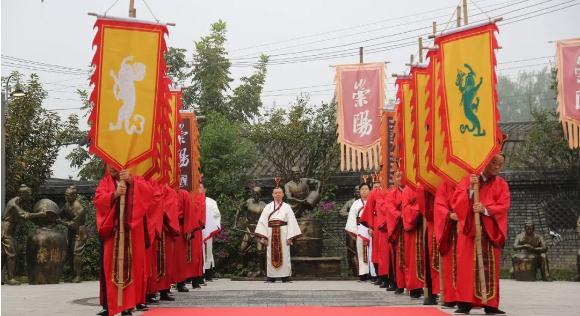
1 0 579 179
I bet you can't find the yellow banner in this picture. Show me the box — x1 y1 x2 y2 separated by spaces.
398 78 417 188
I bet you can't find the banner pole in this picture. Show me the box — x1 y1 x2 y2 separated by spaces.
359 47 364 63
456 6 461 28
463 0 469 25
129 0 136 18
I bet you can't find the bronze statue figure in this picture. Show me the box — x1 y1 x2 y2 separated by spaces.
284 166 321 218
512 221 550 281
339 186 360 218
235 186 267 253
58 186 87 283
1 184 42 285
26 199 67 284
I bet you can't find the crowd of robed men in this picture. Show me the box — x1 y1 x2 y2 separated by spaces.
95 165 221 316
345 153 510 316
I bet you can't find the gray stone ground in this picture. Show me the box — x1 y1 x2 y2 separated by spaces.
1 279 579 316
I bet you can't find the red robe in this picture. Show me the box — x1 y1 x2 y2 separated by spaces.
420 190 440 295
434 181 459 303
145 181 163 296
190 192 206 278
175 189 195 282
95 174 153 316
363 187 390 276
385 187 405 289
156 185 180 291
452 175 510 308
402 186 425 291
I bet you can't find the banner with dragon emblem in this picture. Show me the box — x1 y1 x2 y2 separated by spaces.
335 63 385 171
435 22 503 173
424 48 468 184
88 17 171 173
556 38 580 149
179 111 202 194
395 76 417 189
411 64 440 193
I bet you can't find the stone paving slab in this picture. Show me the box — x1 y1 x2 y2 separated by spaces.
2 279 580 316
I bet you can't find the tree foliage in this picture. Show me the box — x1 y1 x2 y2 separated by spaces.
200 112 256 197
497 67 556 122
228 54 269 122
4 72 82 198
249 97 339 186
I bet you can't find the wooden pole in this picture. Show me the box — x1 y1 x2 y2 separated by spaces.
117 180 126 306
418 37 423 63
473 182 489 304
463 0 469 25
359 47 364 63
129 0 136 18
456 6 462 28
432 21 437 36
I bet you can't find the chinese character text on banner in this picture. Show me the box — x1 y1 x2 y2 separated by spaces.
335 63 385 171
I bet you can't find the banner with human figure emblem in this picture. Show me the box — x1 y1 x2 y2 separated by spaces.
556 38 580 148
435 22 503 173
424 48 468 185
88 17 171 173
335 63 385 171
395 75 417 189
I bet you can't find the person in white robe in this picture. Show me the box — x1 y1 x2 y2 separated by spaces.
255 187 301 282
201 184 221 281
344 183 372 280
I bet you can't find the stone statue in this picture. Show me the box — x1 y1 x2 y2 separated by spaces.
512 221 550 281
235 186 267 253
58 186 86 283
26 199 67 284
339 186 360 276
1 184 43 285
284 166 322 218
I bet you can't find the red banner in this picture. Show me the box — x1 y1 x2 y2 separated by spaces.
335 63 385 171
88 17 171 175
179 111 201 194
556 38 580 148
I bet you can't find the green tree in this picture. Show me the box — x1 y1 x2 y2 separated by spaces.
199 112 256 197
228 54 269 122
4 72 82 198
165 47 196 109
190 20 233 116
249 97 339 188
497 67 556 122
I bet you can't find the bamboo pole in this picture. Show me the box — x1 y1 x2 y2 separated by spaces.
473 182 488 304
463 0 469 25
456 6 462 28
117 180 126 306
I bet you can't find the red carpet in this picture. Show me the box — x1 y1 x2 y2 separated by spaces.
143 306 450 316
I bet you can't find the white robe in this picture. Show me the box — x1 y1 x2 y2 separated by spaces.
255 201 301 278
345 199 370 276
202 197 221 270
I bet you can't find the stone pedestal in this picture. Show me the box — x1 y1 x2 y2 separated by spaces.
290 218 342 277
512 255 538 281
291 256 342 277
26 228 67 284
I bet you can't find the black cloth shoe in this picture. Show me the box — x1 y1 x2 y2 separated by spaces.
265 278 276 283
373 279 382 285
191 279 201 289
177 282 189 292
281 277 292 283
135 304 149 311
160 291 175 301
147 296 159 305
484 307 506 315
441 302 456 309
121 310 132 316
96 309 108 316
454 303 472 315
394 288 404 295
423 295 438 305
409 289 423 299
386 283 397 291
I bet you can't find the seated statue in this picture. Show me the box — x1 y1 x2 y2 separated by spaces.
235 186 267 253
512 221 550 281
339 186 360 218
284 166 321 218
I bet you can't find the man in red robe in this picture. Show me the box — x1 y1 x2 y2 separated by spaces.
452 154 510 315
175 189 195 292
385 171 406 294
145 181 163 305
155 185 180 301
190 188 206 289
360 176 389 287
402 185 425 299
434 181 459 309
419 189 439 305
95 166 153 316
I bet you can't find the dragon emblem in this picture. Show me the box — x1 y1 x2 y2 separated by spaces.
455 64 485 137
